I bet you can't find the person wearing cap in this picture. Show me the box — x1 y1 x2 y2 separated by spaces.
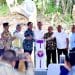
69 25 75 52
54 25 69 63
13 24 24 69
23 22 34 70
0 50 24 75
1 22 15 50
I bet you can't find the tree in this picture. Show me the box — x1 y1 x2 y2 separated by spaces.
0 0 6 4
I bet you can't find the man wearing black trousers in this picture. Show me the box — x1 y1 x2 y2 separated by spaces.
44 26 57 67
23 22 34 70
55 25 69 63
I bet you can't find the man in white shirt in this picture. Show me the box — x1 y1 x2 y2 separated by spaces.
13 24 25 47
34 21 46 69
13 24 24 69
34 22 44 40
54 25 69 63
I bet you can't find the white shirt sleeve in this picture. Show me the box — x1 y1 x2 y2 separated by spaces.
53 32 57 37
65 33 69 39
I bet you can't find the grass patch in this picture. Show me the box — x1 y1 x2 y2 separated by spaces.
0 4 9 16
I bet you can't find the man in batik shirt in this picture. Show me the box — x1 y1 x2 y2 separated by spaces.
23 22 34 70
44 26 57 67
1 22 15 51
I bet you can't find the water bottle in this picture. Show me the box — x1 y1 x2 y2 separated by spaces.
59 52 65 64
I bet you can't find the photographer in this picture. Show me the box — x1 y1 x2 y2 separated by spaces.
0 50 24 75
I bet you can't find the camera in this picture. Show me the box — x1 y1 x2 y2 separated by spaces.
18 54 27 60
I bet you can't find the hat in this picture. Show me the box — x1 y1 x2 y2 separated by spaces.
2 50 18 62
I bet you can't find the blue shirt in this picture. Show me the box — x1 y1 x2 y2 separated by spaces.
68 66 75 75
70 33 75 50
23 29 34 51
60 66 69 75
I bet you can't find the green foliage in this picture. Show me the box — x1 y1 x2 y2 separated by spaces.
55 7 62 13
0 0 73 24
0 0 6 4
34 0 43 12
64 14 73 23
45 5 62 14
0 0 24 5
45 0 62 14
0 4 9 16
17 0 24 4
45 5 55 14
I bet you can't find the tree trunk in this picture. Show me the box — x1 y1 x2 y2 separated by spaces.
56 0 60 8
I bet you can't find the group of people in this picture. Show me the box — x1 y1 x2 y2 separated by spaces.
45 25 75 67
0 21 75 73
0 49 34 75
